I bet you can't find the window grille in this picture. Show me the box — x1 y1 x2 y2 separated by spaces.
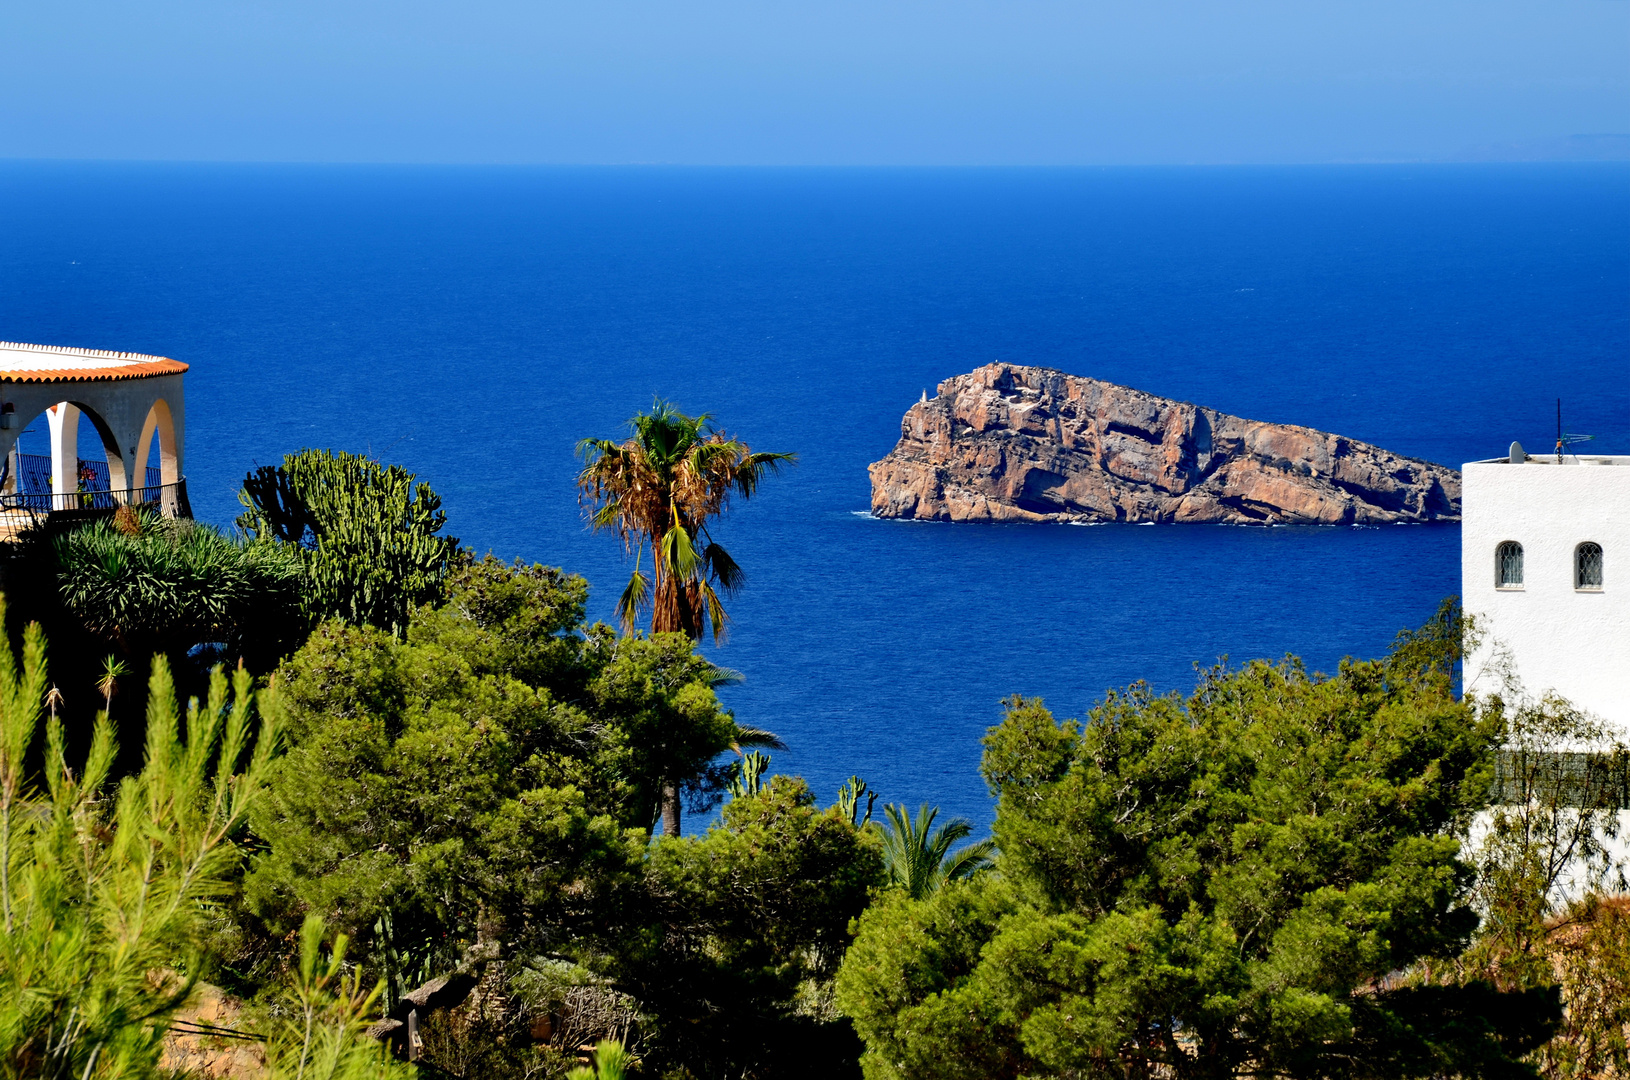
1496 541 1524 589
1576 542 1604 591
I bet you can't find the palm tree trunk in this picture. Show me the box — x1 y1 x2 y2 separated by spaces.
660 784 681 838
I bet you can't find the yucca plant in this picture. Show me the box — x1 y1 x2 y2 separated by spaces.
49 509 304 661
0 603 278 1078
879 802 995 900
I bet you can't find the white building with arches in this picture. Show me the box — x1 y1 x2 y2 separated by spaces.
1462 448 1630 733
0 340 188 526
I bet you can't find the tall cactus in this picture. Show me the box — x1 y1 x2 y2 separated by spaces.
238 450 461 637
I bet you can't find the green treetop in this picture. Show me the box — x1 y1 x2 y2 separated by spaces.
241 556 773 987
837 605 1560 1080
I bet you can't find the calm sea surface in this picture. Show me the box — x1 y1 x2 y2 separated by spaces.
1 163 1626 827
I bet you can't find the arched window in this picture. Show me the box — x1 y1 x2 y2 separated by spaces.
1576 543 1604 591
1496 541 1524 589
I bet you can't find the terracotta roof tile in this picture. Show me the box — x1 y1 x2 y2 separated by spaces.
0 341 188 384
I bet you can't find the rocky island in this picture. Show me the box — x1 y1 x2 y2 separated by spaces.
869 364 1460 525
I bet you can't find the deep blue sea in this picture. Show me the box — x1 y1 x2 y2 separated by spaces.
1 163 1626 828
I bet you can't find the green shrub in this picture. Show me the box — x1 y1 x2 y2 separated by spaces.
49 509 304 665
837 606 1561 1079
0 608 276 1078
238 448 461 637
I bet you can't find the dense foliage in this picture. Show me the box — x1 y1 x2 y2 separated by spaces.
837 617 1561 1079
50 509 304 666
0 609 272 1076
8 433 1630 1080
238 449 461 636
240 557 777 988
1455 679 1630 1079
605 777 884 1078
262 917 411 1080
0 510 303 763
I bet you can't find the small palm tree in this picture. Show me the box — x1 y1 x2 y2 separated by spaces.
880 803 996 900
96 655 128 715
577 401 793 642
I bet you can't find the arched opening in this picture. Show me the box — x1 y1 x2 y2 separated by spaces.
3 402 125 510
1495 541 1524 590
1576 542 1604 591
135 399 180 491
134 399 182 515
0 408 51 498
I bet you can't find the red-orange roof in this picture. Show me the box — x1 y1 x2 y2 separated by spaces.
0 341 188 383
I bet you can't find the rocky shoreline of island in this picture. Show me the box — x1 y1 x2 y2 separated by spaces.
869 363 1460 525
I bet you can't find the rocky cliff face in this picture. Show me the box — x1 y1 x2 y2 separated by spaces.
869 365 1460 525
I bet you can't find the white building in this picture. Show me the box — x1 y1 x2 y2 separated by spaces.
1462 446 1630 733
0 340 189 531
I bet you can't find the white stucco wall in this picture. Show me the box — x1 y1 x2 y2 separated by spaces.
1462 455 1630 736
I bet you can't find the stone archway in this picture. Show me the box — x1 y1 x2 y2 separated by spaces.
47 402 130 508
135 398 182 491
134 398 184 515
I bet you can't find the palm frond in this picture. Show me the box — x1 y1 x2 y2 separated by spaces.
589 497 626 532
702 664 746 688
698 579 729 644
880 802 993 900
615 569 651 637
734 451 797 498
939 838 998 885
731 725 786 752
633 400 708 467
575 436 626 463
703 542 746 594
659 524 700 581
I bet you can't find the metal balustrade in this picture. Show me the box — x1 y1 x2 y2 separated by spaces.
0 479 188 515
0 451 184 523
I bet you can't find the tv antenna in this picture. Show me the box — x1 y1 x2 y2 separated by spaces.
1556 398 1595 463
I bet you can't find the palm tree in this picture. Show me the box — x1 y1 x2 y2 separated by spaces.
880 803 996 900
577 400 793 643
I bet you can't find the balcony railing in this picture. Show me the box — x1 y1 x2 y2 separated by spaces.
0 452 188 522
0 479 191 517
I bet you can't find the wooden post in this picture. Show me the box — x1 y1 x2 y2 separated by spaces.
407 1008 420 1061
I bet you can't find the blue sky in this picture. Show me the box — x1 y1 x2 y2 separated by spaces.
2 0 1626 165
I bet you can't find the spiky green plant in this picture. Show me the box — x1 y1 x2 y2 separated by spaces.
0 603 278 1078
96 655 127 714
836 775 878 827
728 750 771 798
49 510 304 659
262 916 407 1080
238 449 461 637
878 802 995 900
566 1039 629 1080
577 400 792 642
